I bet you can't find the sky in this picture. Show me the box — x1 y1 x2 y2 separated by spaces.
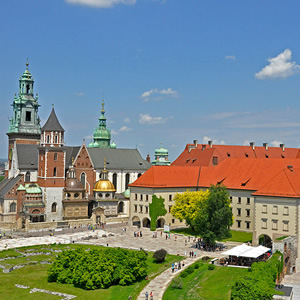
1 1 300 161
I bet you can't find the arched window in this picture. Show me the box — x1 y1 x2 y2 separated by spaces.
10 202 16 213
47 135 50 144
118 201 124 213
26 84 30 93
53 167 57 177
55 135 58 144
138 173 142 178
51 203 57 213
125 173 130 190
25 171 30 182
54 153 57 161
80 172 86 188
113 173 117 190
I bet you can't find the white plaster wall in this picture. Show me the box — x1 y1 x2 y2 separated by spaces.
43 187 64 222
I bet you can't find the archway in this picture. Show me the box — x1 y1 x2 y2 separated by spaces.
132 216 141 227
156 218 165 228
142 218 150 228
258 234 272 249
118 201 124 213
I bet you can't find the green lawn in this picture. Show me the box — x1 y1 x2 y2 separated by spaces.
170 228 253 243
0 244 181 300
163 262 248 300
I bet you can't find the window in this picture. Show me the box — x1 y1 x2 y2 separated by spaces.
272 220 278 230
26 111 31 122
272 206 278 215
118 202 124 213
262 205 267 214
237 208 241 216
283 206 289 216
169 195 172 201
262 219 267 229
74 193 79 198
246 221 250 229
145 206 148 213
53 167 57 177
47 135 50 144
135 194 137 200
138 173 142 178
26 84 30 93
9 202 16 213
238 197 241 204
134 205 137 212
172 219 175 224
55 135 58 144
113 173 117 190
54 153 57 161
140 194 143 201
230 196 233 202
212 156 218 165
283 221 289 232
80 173 86 188
246 209 250 217
169 205 172 213
125 173 130 190
247 198 250 205
139 205 143 213
51 203 57 213
25 171 30 182
146 195 149 202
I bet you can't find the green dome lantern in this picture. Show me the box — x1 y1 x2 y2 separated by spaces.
152 143 171 166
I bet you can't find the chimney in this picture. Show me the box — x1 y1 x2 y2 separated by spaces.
208 140 213 148
250 142 255 150
280 143 285 152
146 154 150 163
287 165 293 172
263 143 268 151
193 140 198 148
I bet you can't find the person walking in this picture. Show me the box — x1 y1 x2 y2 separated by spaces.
150 291 153 300
172 263 175 273
145 291 149 300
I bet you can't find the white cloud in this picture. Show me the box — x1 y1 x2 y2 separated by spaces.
123 117 131 123
270 140 282 147
65 0 136 8
255 49 300 79
141 88 178 101
225 55 236 60
202 136 225 145
111 129 119 135
139 113 170 125
73 92 84 96
119 126 132 132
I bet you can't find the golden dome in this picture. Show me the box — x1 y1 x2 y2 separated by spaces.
93 179 116 192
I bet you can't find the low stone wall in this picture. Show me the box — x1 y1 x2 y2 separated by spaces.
67 219 93 228
0 222 18 231
106 216 128 223
27 222 57 231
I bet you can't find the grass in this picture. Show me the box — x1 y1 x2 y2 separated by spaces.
170 228 253 243
275 236 288 241
163 262 248 300
0 244 181 300
0 249 22 259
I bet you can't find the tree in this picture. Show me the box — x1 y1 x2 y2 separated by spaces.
171 185 233 245
171 190 209 230
153 249 168 263
149 195 167 231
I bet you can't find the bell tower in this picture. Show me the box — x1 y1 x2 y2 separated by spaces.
6 61 41 169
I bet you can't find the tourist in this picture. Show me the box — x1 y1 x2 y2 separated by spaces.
166 234 168 240
150 291 153 300
175 236 177 242
182 261 185 267
140 231 142 237
178 261 181 270
175 262 178 271
171 263 175 273
194 251 197 258
145 291 149 300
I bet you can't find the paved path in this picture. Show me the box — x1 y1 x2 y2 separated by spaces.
282 272 300 299
137 257 201 300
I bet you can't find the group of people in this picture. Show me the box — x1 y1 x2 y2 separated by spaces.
145 290 153 300
187 251 197 258
134 231 143 237
171 261 185 273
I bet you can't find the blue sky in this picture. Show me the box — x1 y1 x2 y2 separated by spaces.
1 0 300 161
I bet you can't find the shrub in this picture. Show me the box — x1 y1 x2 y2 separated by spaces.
194 263 201 269
202 256 210 261
186 265 195 274
180 270 189 278
171 277 183 289
208 264 215 270
153 249 167 263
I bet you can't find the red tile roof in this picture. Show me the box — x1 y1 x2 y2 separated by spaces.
172 143 300 167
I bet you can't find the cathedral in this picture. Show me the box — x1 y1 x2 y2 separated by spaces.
0 63 151 230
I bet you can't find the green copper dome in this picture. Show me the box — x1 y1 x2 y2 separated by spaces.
110 141 117 149
25 183 42 194
152 143 171 166
123 188 130 198
17 184 26 191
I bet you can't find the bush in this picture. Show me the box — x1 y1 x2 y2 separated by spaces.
180 270 189 278
186 265 195 274
171 277 183 289
202 256 210 261
48 247 147 290
208 264 215 270
194 263 201 269
153 249 167 263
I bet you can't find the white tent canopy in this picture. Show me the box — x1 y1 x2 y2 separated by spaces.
222 244 271 259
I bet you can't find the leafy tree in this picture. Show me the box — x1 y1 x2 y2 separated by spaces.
171 190 209 230
149 195 167 231
171 185 233 245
